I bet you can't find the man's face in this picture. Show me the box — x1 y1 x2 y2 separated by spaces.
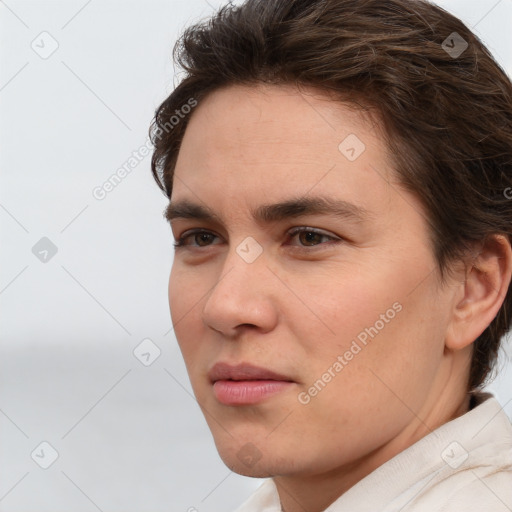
167 83 458 478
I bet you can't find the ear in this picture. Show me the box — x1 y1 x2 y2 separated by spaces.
446 234 512 351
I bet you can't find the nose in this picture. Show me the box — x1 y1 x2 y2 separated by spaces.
201 244 279 338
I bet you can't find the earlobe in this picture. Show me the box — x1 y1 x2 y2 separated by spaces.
446 234 512 351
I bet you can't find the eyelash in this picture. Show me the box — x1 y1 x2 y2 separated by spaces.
173 227 342 251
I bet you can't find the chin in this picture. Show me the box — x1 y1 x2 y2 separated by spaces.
215 442 281 478
226 462 274 478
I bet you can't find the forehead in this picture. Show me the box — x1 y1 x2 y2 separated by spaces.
171 83 397 215
179 83 381 160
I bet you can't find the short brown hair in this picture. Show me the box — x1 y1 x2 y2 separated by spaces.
150 0 512 391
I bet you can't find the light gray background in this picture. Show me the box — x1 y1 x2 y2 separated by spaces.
1 1 511 511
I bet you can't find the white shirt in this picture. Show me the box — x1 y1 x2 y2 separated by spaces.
234 393 512 511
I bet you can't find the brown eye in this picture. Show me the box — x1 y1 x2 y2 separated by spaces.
298 231 325 246
287 227 339 248
173 230 221 248
194 232 216 246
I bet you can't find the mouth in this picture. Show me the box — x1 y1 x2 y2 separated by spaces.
208 362 295 405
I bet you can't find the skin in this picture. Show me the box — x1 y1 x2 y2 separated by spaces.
166 83 512 512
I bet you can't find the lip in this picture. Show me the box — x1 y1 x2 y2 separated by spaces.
208 362 295 405
208 362 293 383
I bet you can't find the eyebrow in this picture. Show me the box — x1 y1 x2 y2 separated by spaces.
165 196 370 225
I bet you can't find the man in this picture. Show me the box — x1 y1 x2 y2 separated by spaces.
150 0 512 510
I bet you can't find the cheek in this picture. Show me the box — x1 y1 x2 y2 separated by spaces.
286 255 445 397
283 264 397 360
285 298 443 463
168 264 206 355
168 266 181 317
168 262 206 319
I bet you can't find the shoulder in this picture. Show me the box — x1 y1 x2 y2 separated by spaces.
408 395 512 512
233 479 281 512
412 469 512 512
